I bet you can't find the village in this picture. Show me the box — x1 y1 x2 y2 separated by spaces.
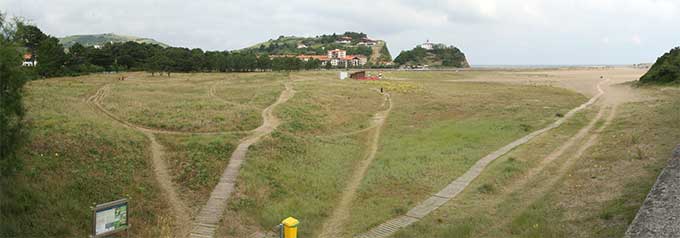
269 36 381 68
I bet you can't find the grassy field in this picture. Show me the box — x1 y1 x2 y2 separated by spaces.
1 74 173 237
393 84 680 237
157 133 243 209
6 69 673 238
348 74 587 235
102 73 283 132
219 73 387 236
1 72 288 237
215 71 587 237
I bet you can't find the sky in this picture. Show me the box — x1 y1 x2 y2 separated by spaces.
2 0 679 65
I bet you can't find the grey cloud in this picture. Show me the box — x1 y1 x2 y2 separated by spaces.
2 0 680 64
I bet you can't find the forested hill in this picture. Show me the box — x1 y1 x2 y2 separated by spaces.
394 43 470 68
238 32 392 65
639 47 680 84
59 33 170 48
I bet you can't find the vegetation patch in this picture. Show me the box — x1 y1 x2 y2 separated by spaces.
1 75 173 237
363 80 422 93
639 47 680 84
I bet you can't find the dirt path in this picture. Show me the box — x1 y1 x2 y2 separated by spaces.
90 85 239 136
319 91 392 238
189 82 296 238
355 78 609 238
88 84 193 237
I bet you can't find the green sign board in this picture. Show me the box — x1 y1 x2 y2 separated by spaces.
93 199 129 237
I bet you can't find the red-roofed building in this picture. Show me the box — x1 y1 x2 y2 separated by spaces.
336 36 352 44
22 53 37 67
270 48 368 68
358 38 377 46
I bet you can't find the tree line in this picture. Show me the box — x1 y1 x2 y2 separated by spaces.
16 23 340 79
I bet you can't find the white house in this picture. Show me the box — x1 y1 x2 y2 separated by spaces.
358 38 377 46
420 40 434 50
327 49 347 59
22 53 37 67
335 36 352 44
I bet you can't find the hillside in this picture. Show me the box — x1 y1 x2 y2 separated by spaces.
238 32 392 65
59 33 170 48
394 43 470 68
639 47 680 84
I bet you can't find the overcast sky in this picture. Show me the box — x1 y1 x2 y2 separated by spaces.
2 0 679 65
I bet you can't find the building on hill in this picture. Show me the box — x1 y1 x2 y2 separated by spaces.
271 49 367 68
327 49 347 59
22 53 37 67
421 40 434 50
336 36 352 44
327 49 367 67
297 43 308 49
358 38 377 46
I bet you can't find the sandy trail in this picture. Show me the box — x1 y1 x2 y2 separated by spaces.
190 82 295 238
88 85 193 237
319 91 393 238
478 104 619 237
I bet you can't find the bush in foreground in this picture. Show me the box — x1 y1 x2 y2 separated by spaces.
640 47 680 84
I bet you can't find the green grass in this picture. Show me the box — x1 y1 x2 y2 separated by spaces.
394 85 680 237
349 79 586 235
10 69 662 238
156 133 243 207
1 74 173 237
1 72 288 237
392 106 594 238
219 75 385 237
214 71 586 237
102 73 283 132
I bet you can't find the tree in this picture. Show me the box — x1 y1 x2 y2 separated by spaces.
145 50 171 76
15 22 46 56
257 55 272 71
190 48 206 71
35 36 66 77
0 13 29 176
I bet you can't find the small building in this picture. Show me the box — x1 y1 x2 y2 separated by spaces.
350 71 366 79
350 71 379 80
359 38 377 46
327 49 347 59
339 71 348 80
22 53 37 67
336 36 352 44
346 55 368 67
420 40 434 50
297 43 308 49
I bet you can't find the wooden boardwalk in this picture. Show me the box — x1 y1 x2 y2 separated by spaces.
354 79 608 238
190 83 295 238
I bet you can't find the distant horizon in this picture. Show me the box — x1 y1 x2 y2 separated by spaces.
3 0 678 65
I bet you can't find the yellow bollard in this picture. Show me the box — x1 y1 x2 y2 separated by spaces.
281 217 299 238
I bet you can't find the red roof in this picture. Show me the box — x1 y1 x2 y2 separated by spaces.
23 53 32 60
344 55 367 60
297 55 329 61
268 54 297 58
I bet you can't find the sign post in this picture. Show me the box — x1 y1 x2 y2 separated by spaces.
92 198 129 238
